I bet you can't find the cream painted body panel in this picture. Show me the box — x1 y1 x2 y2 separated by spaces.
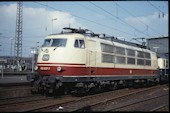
38 33 158 70
37 34 86 64
85 37 158 70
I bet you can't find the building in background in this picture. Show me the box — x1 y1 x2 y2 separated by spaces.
0 56 37 72
147 37 169 79
146 37 169 54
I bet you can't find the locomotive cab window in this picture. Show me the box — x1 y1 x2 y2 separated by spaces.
74 39 85 49
51 39 67 47
42 39 51 47
42 39 67 47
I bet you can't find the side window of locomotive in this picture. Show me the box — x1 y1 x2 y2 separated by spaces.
115 56 126 64
115 46 125 55
102 54 114 63
127 58 135 64
74 40 79 48
79 40 85 48
74 39 85 49
145 60 151 66
127 49 135 56
136 51 144 65
42 39 51 47
101 43 114 53
51 39 67 47
137 51 144 58
144 52 151 66
114 46 126 64
127 49 135 65
137 59 144 65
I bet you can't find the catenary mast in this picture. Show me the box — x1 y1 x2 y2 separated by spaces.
14 1 23 71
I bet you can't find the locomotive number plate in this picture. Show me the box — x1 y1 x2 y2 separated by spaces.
40 67 50 71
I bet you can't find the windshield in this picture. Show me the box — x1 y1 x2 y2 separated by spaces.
42 38 67 47
42 39 51 47
51 39 67 47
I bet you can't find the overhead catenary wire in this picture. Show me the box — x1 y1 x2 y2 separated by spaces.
34 1 142 38
73 3 134 36
75 2 142 39
89 2 150 37
113 1 164 37
147 1 164 14
1 1 167 57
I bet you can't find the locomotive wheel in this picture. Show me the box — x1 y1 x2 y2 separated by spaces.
45 88 54 96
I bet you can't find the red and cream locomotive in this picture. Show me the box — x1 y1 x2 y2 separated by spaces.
27 27 160 94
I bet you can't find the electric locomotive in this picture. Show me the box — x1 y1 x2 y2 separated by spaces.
27 27 160 94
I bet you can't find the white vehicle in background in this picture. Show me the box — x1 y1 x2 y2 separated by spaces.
158 56 169 82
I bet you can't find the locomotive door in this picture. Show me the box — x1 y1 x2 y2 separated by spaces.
87 40 96 75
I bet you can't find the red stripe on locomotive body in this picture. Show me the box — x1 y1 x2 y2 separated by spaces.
38 66 87 75
37 62 86 65
37 65 158 76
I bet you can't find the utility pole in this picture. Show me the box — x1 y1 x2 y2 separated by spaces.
14 1 23 71
48 18 57 34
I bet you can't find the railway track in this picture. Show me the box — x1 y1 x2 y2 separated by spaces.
34 84 169 112
0 82 30 87
0 84 168 112
150 104 169 111
0 86 141 112
0 94 46 106
0 94 80 112
0 85 35 99
56 84 169 112
75 84 169 112
109 93 168 111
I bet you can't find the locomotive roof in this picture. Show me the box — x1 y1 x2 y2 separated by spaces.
47 27 148 50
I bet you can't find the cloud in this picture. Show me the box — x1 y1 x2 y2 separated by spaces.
0 3 16 17
0 3 85 56
0 4 16 29
48 11 85 32
23 6 85 33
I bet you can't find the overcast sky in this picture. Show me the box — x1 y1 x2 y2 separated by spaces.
0 1 168 57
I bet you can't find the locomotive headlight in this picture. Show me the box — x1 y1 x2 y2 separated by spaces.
34 66 38 70
57 66 62 72
42 54 49 61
